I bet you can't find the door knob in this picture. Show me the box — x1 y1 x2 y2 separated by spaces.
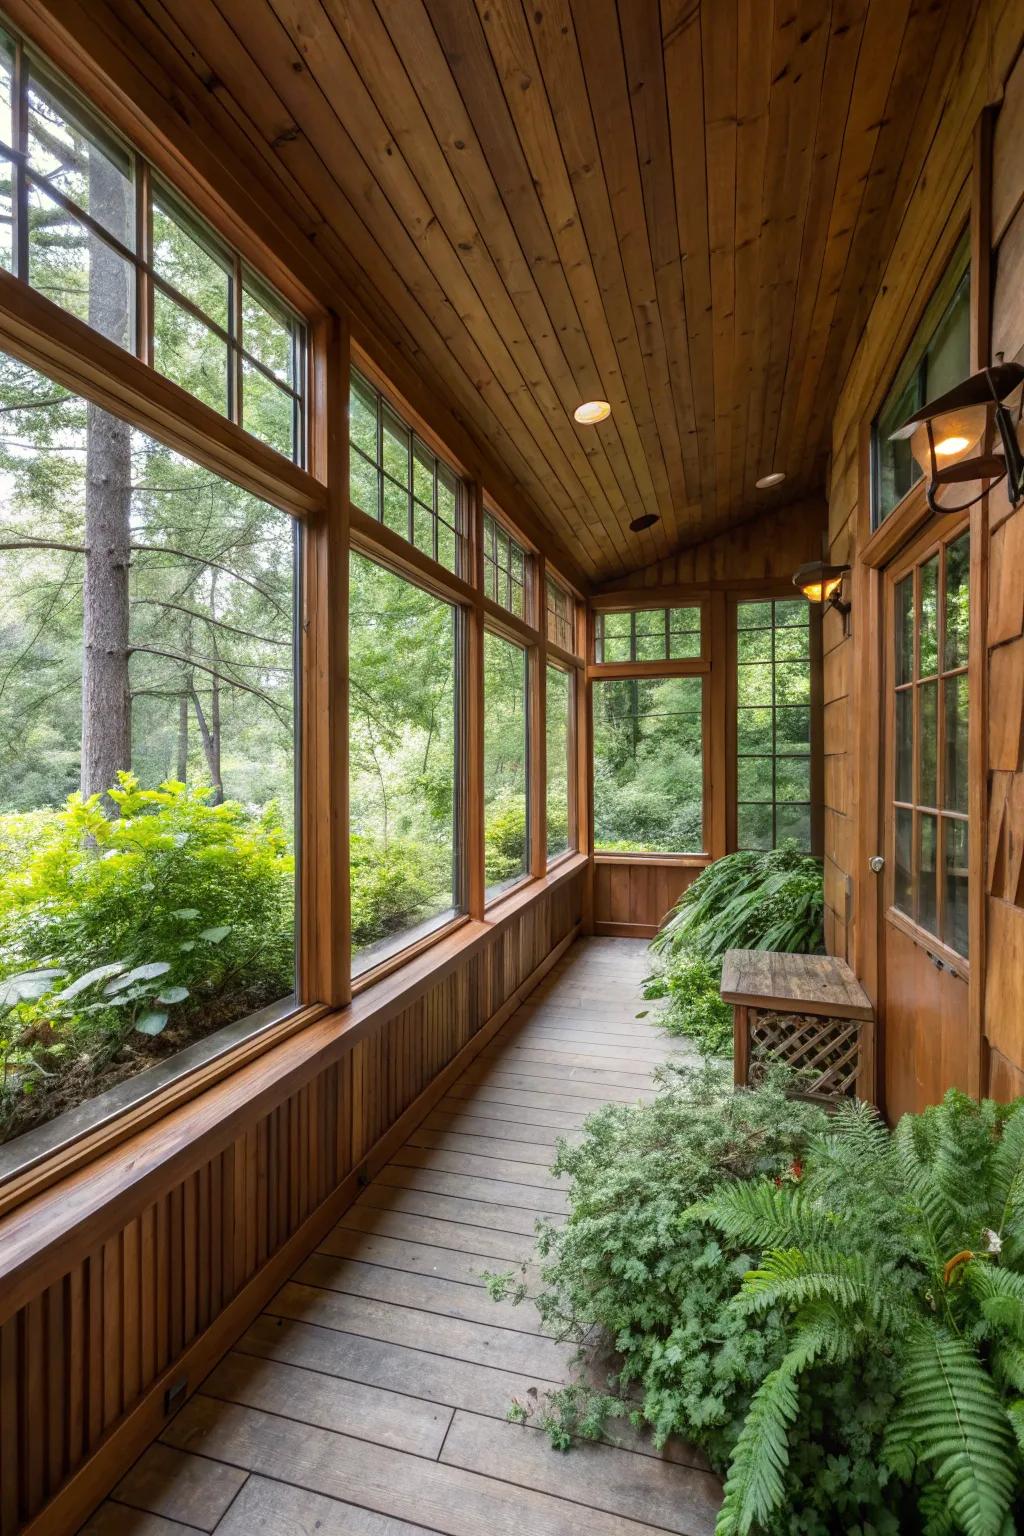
868 855 885 873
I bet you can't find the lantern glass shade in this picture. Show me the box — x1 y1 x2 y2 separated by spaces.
799 573 844 603
792 561 849 607
908 403 988 479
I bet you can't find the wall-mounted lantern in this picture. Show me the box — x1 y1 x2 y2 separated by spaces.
792 560 851 634
889 359 1024 514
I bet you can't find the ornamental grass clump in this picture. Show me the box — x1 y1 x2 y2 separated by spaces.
644 845 825 1056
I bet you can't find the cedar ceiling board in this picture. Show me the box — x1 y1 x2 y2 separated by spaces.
15 0 976 584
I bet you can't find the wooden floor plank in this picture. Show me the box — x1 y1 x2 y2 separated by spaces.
292 1253 545 1334
266 1281 574 1378
236 1315 561 1421
110 1444 246 1532
440 1411 720 1535
162 1399 706 1536
84 939 720 1536
202 1351 452 1457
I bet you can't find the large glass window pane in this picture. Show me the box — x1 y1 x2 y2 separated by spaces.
483 511 529 620
152 194 229 330
153 288 228 415
348 553 458 975
735 599 813 851
484 632 529 894
872 241 969 526
596 605 701 663
593 676 703 853
943 819 969 956
0 354 297 1148
27 74 134 249
28 183 133 347
546 665 572 861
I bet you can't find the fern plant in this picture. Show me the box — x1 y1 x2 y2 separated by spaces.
693 1091 1024 1536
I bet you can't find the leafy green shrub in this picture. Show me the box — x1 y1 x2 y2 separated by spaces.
349 831 450 949
491 1072 1024 1534
647 846 824 1056
695 1090 1024 1536
484 791 527 885
0 774 293 1139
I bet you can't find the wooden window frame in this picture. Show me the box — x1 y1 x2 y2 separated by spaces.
545 658 578 866
1 30 308 463
593 599 704 666
482 505 531 623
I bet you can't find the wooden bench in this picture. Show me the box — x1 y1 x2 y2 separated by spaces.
720 949 875 1103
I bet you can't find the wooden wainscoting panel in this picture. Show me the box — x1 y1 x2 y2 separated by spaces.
1 875 583 1536
593 860 701 938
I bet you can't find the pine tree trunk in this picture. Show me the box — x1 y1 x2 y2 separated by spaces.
80 150 132 807
176 690 189 781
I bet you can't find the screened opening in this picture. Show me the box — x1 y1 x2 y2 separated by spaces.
483 509 528 619
546 663 573 861
483 630 529 896
595 605 701 662
0 351 297 1148
348 552 461 976
349 370 462 574
592 676 704 853
736 599 814 850
872 234 970 527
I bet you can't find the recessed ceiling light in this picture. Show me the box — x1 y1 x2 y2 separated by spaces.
756 471 786 489
629 513 660 532
574 400 611 425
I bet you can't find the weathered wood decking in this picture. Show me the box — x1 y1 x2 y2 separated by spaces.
82 938 722 1536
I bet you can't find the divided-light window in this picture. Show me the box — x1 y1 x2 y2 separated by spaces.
483 510 528 619
0 31 306 464
546 576 576 653
872 235 970 527
484 631 529 896
595 605 701 663
0 350 297 1153
592 677 704 853
546 664 574 861
350 370 463 574
349 553 461 977
736 600 813 850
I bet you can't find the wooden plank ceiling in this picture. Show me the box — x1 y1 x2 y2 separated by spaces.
50 0 960 581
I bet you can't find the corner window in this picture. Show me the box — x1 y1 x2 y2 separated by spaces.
348 552 461 976
546 664 574 861
484 631 529 896
872 236 970 527
482 510 529 619
0 352 297 1149
349 370 463 574
595 605 701 663
592 677 704 853
735 599 813 850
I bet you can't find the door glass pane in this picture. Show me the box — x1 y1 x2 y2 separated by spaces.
943 673 969 815
484 632 529 895
894 807 913 915
919 557 939 677
895 576 914 686
895 691 912 802
546 665 572 860
942 819 969 956
944 533 970 669
918 813 938 935
918 681 937 806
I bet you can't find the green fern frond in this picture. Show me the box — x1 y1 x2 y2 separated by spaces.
715 1333 823 1536
736 1246 903 1333
895 1327 1017 1536
685 1177 827 1250
1006 1398 1024 1455
992 1105 1024 1235
966 1261 1024 1341
991 1338 1024 1394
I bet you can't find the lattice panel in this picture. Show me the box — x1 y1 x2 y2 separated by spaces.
748 1009 863 1101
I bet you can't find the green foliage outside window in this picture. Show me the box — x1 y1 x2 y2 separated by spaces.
546 664 571 861
348 552 458 971
484 631 529 892
592 676 703 853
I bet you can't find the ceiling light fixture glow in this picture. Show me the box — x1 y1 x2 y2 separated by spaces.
755 471 786 489
574 400 611 425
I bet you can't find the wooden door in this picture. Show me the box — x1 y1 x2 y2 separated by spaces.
879 519 972 1119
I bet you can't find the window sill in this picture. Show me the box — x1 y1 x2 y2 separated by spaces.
593 851 711 867
0 853 589 1241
